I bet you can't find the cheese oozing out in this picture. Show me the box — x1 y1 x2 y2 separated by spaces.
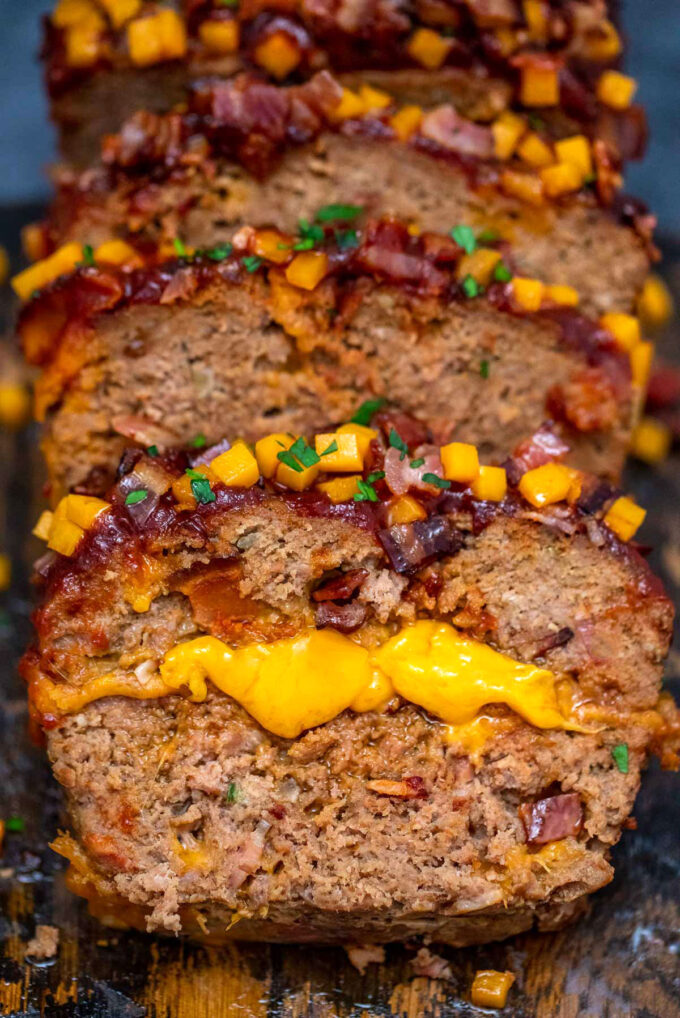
34 621 575 738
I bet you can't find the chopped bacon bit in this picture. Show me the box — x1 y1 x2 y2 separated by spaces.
315 600 367 633
547 368 621 432
312 568 368 601
379 517 463 574
420 106 494 158
366 776 428 799
508 423 570 481
519 792 583 845
534 626 574 657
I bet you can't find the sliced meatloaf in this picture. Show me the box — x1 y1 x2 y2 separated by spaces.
42 72 655 319
15 218 644 500
23 426 677 943
44 0 644 168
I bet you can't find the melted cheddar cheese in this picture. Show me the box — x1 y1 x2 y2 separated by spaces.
33 621 578 738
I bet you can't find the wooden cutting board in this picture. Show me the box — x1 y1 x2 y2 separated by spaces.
1 210 679 1018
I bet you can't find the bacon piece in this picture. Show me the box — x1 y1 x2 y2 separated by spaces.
547 368 621 432
315 601 367 633
312 568 368 601
383 446 443 496
519 792 583 845
373 408 430 450
420 106 494 158
379 517 463 573
507 424 570 482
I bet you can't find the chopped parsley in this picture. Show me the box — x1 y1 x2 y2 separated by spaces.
480 359 490 379
185 468 205 480
353 478 379 502
125 490 148 505
477 228 500 244
293 219 324 251
5 816 24 833
493 261 512 283
528 112 545 132
242 255 262 273
217 0 239 7
389 428 409 461
147 445 159 457
206 243 233 261
190 433 207 449
450 224 477 255
462 274 480 298
335 228 359 250
410 457 425 469
277 437 320 472
351 397 386 426
422 472 451 489
191 477 216 504
316 204 363 223
319 439 339 457
367 470 385 483
173 237 188 257
611 743 629 774
225 782 240 803
82 244 95 267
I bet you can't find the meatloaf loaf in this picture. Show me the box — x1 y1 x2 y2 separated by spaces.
41 72 655 319
14 218 647 500
23 421 677 943
45 0 643 168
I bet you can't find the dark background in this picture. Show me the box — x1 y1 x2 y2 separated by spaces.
2 0 680 235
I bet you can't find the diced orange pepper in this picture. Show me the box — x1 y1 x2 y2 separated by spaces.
540 161 584 196
94 239 143 268
198 18 239 55
33 510 55 542
523 0 548 43
22 223 48 263
0 385 31 430
285 251 329 291
330 88 366 121
52 0 102 28
127 10 186 66
517 131 554 167
98 0 141 29
630 341 654 389
276 460 319 491
253 229 294 265
471 466 507 502
316 475 361 503
511 277 545 311
604 496 646 541
253 31 301 79
441 441 480 483
471 970 516 1009
494 27 519 57
491 111 526 160
600 312 640 352
518 462 572 507
520 65 559 106
211 442 260 487
582 20 621 62
315 432 364 472
630 417 672 465
337 422 379 458
58 494 110 530
47 518 84 557
11 242 83 301
544 284 579 307
500 169 544 206
156 9 187 59
597 70 637 110
554 135 593 178
255 433 295 478
387 495 427 526
407 28 451 70
390 105 423 141
637 274 674 330
0 555 10 592
65 24 101 67
456 249 502 286
359 84 392 110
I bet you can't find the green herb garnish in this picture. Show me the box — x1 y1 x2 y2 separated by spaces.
242 255 262 272
480 359 490 379
82 244 95 267
316 204 363 223
462 274 480 298
367 471 385 483
389 428 409 461
477 228 500 245
410 457 425 469
335 228 359 250
353 479 379 502
225 782 240 802
191 477 216 504
5 817 25 833
185 468 204 480
351 397 386 426
612 743 629 774
206 243 233 261
319 440 339 457
493 261 512 283
528 112 545 132
173 237 188 257
190 433 207 449
293 219 325 251
450 224 477 255
277 437 320 472
147 445 159 457
422 472 451 489
217 0 239 7
125 490 148 505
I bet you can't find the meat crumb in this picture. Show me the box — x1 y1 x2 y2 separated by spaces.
410 947 453 981
25 925 59 961
345 943 386 974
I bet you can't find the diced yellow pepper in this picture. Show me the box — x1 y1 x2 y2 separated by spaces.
491 111 526 160
390 105 423 141
512 276 545 312
518 462 572 507
359 84 392 110
501 168 544 206
456 249 502 286
11 242 83 301
440 441 480 483
517 131 554 167
253 229 294 265
316 475 361 503
637 274 674 330
600 312 640 352
253 31 301 79
471 970 516 1009
211 442 260 487
631 417 672 465
0 555 10 592
520 65 559 106
157 9 187 59
58 494 110 530
604 496 646 541
337 422 378 458
255 433 295 479
315 432 363 472
407 28 451 70
47 518 84 557
52 0 101 28
597 70 637 110
523 0 547 43
198 18 239 55
127 10 186 66
471 465 507 502
630 341 654 389
544 284 579 307
98 0 141 29
554 135 593 178
0 384 31 429
276 460 320 491
540 161 584 196
65 23 101 67
94 239 143 267
22 223 48 263
330 87 366 121
33 510 55 542
582 20 621 62
387 495 427 526
285 251 329 291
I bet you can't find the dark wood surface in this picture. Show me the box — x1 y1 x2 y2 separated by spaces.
1 208 679 1017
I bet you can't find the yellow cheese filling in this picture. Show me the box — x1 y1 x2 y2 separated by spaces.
34 621 578 738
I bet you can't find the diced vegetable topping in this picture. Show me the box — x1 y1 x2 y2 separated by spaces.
611 743 629 773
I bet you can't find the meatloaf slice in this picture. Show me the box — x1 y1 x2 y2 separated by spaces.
17 218 642 501
44 0 642 168
43 72 654 319
24 429 677 943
